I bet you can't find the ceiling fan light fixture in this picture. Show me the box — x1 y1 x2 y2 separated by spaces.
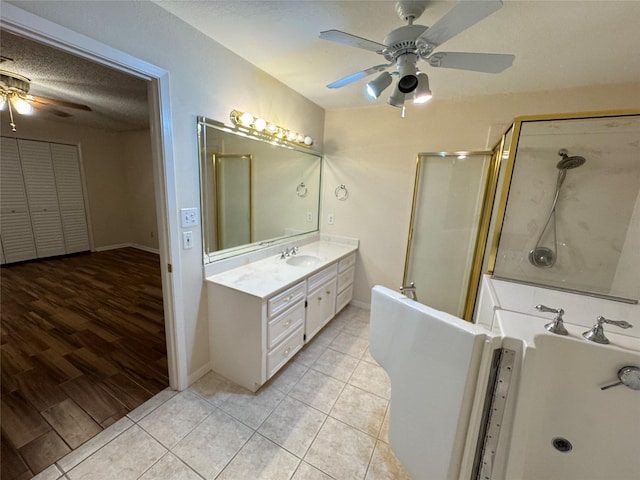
366 71 392 99
413 72 432 104
388 84 406 108
12 96 33 115
397 53 418 94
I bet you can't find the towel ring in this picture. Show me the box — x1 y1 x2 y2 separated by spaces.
335 184 349 201
296 182 308 198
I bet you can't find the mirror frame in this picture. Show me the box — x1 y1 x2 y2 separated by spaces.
197 116 323 263
464 109 640 318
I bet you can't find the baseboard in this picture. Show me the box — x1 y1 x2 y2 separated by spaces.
188 363 212 387
350 299 371 310
94 243 159 255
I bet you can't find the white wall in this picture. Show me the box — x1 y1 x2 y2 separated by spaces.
323 83 640 306
0 116 156 250
6 0 325 382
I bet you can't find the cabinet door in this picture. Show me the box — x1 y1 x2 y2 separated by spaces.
0 137 37 262
18 139 66 258
51 143 90 253
305 277 337 341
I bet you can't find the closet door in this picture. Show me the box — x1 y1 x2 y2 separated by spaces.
51 143 90 253
0 137 37 262
17 139 66 258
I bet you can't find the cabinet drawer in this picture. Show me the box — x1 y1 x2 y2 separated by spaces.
267 326 304 379
338 253 356 272
337 266 355 293
268 300 305 349
268 281 306 318
307 263 338 292
336 284 353 313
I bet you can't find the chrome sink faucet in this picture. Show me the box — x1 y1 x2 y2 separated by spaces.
279 246 299 259
535 304 568 335
583 316 633 344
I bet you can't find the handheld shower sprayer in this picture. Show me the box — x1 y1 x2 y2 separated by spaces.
528 149 586 268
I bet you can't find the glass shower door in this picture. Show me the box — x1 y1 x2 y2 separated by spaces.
404 152 491 317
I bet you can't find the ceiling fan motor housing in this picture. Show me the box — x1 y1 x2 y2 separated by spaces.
0 71 31 94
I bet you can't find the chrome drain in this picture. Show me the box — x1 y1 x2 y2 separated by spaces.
552 437 573 452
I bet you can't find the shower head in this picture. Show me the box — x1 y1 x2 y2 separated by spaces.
557 149 586 170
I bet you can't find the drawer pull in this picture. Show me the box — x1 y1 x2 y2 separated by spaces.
317 296 322 301
284 319 292 327
286 295 293 302
283 347 291 357
326 290 331 295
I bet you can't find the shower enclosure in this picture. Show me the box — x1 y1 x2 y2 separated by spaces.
474 111 640 307
403 151 492 317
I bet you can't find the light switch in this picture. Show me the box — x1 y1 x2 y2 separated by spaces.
183 231 193 249
181 208 199 227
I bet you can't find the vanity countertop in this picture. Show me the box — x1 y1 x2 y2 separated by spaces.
205 240 357 299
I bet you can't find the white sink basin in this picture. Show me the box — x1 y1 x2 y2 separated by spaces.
286 255 321 267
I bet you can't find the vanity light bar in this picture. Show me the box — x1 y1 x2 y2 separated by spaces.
229 110 313 147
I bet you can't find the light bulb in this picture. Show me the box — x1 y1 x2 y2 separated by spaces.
287 131 297 141
254 118 267 131
304 136 313 146
296 134 304 143
267 123 277 133
12 97 33 115
239 112 254 127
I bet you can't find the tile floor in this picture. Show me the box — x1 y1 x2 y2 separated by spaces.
31 305 411 480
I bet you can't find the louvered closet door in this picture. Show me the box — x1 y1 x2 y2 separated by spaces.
51 144 90 253
0 137 38 262
17 139 66 258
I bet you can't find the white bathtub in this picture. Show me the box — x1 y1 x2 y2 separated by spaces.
370 286 640 480
496 311 640 480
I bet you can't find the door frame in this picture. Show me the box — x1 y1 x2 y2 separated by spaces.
1 3 188 390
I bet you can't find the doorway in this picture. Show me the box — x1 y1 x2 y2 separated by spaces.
0 6 181 478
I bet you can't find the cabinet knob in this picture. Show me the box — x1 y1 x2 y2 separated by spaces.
326 290 331 295
283 347 291 357
317 296 322 301
284 319 292 327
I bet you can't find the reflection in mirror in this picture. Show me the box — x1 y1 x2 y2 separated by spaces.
198 117 322 263
492 113 640 302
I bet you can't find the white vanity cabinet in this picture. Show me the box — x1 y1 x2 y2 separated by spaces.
305 263 338 341
336 253 356 313
206 239 358 392
208 280 306 392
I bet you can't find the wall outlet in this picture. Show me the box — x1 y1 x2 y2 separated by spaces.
183 231 193 249
307 211 313 222
180 208 199 227
328 213 335 225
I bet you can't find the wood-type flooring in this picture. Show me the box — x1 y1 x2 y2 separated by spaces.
0 248 168 479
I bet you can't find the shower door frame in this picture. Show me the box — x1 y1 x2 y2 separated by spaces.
467 109 640 317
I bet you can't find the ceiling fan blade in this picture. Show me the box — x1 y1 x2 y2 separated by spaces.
319 30 386 53
326 63 392 89
31 95 92 111
427 52 514 73
417 0 503 48
30 101 73 117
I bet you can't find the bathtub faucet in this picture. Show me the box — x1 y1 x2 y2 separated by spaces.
535 304 568 335
582 316 633 345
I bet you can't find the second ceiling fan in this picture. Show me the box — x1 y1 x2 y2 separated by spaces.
319 0 515 110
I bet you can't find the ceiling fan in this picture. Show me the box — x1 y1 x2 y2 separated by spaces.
0 70 92 132
319 0 514 111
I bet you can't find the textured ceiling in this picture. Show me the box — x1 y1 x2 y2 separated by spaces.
0 30 149 132
155 0 640 109
1 1 639 132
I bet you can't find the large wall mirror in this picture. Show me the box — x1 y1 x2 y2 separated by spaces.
198 117 322 263
472 111 640 306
